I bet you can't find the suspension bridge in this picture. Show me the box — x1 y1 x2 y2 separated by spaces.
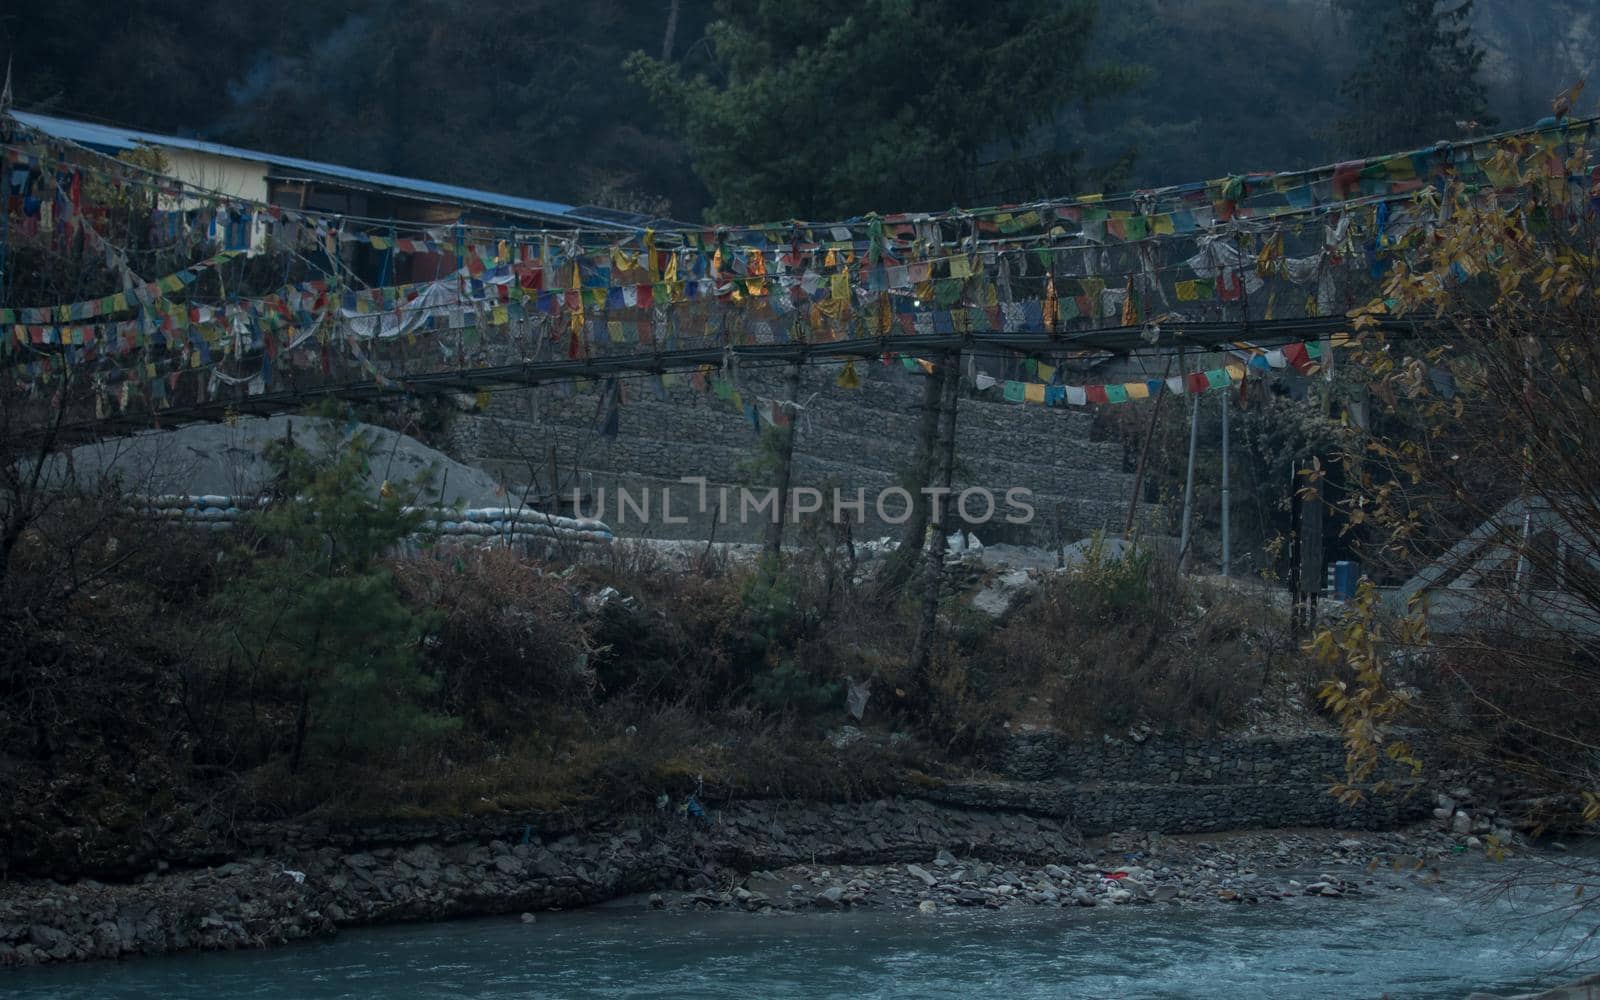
2 111 1595 443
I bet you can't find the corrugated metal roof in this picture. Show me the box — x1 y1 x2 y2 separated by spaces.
11 111 643 230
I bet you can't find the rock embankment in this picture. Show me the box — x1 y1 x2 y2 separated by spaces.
0 792 1516 969
0 796 1080 967
659 825 1506 915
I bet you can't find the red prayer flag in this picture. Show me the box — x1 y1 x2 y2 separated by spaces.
1283 342 1314 374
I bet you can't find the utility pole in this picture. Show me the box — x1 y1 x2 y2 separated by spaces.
1178 349 1200 573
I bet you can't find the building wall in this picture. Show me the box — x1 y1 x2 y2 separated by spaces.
161 149 270 204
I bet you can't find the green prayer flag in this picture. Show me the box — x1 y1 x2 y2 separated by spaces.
1003 380 1026 402
1104 383 1129 403
1206 369 1230 389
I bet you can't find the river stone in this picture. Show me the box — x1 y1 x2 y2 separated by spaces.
918 900 938 914
906 865 938 887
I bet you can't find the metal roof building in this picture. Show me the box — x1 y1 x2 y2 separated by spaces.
11 110 655 232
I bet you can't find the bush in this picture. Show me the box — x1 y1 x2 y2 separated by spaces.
392 548 597 734
217 416 455 770
952 546 1310 738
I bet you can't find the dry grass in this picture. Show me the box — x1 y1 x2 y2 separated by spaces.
944 546 1319 742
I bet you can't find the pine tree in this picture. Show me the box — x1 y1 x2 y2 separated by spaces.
626 0 1135 221
1336 0 1493 155
219 416 455 771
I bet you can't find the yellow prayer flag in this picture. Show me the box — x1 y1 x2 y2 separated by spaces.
1037 362 1056 383
831 271 851 300
1226 364 1246 381
1151 215 1175 235
1024 383 1046 404
949 256 972 279
1384 157 1416 181
836 361 861 389
1126 381 1150 400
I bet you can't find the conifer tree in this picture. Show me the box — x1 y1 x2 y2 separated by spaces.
219 415 455 771
1336 0 1493 155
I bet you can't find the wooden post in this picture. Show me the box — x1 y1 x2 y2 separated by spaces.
544 444 559 511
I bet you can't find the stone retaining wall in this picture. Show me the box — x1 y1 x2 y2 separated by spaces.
988 730 1433 835
450 360 1162 545
1001 730 1361 784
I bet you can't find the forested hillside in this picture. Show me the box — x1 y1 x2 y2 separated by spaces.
1 0 1593 219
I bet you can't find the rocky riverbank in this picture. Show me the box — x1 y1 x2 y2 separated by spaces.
661 824 1506 915
0 791 1531 969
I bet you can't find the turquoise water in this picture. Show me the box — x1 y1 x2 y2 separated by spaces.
5 882 1593 999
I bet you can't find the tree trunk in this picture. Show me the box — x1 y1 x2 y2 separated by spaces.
289 686 310 774
876 365 944 596
660 0 681 61
909 353 961 684
1123 359 1172 537
764 361 803 565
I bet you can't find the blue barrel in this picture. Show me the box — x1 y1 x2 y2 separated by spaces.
1333 561 1359 598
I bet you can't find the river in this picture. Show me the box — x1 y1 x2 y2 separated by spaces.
4 871 1592 999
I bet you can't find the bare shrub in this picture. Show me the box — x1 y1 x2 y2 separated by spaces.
392 548 597 734
962 544 1310 738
